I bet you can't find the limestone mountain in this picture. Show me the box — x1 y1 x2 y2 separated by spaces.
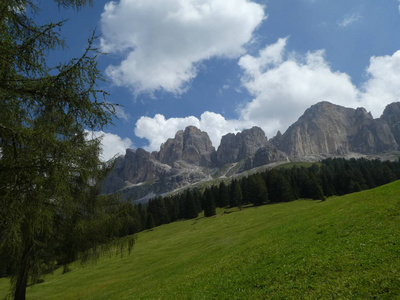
216 126 268 165
103 101 400 202
155 126 215 167
271 101 400 158
102 126 286 201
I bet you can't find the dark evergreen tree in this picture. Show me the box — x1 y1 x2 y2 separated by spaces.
137 203 148 232
147 197 169 227
202 188 216 217
266 170 295 203
230 179 243 209
146 213 155 230
183 191 198 219
165 196 180 223
192 190 203 214
320 165 336 196
217 182 230 207
248 174 269 206
240 177 252 205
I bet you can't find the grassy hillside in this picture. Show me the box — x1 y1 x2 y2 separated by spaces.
2 181 400 299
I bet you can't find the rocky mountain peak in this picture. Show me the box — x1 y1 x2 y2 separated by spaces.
216 126 268 165
273 101 399 158
157 125 215 167
103 101 400 202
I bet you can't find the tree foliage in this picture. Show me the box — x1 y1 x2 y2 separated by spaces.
0 1 134 299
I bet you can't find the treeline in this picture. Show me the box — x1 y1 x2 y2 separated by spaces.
115 157 400 233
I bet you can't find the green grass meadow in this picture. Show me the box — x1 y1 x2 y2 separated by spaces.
2 181 400 299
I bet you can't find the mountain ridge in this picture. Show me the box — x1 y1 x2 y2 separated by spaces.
102 101 400 202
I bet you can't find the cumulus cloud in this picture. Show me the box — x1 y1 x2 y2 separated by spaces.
134 112 249 151
134 114 200 151
100 0 265 95
360 50 400 115
86 131 134 161
238 38 400 136
134 38 400 152
238 38 359 137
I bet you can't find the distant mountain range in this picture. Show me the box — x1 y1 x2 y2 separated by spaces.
102 101 400 202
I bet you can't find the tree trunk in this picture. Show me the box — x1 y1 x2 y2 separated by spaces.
13 244 32 300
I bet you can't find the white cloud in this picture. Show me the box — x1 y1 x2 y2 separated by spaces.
238 38 359 137
134 114 200 151
134 38 400 153
360 50 400 116
100 0 265 95
338 12 362 28
86 131 134 161
134 112 249 151
238 38 400 136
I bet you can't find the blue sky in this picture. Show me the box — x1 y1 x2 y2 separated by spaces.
38 0 400 160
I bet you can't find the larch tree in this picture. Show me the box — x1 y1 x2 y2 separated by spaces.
0 1 134 299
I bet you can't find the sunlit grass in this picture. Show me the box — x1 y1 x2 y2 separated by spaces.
1 181 400 299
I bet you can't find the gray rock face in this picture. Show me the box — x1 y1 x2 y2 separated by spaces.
272 102 354 157
102 126 215 198
272 101 399 158
381 102 400 145
157 126 215 167
217 126 268 165
103 101 400 201
101 148 171 194
252 146 290 168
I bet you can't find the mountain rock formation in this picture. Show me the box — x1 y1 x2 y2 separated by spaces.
271 101 400 158
102 101 400 202
216 126 268 165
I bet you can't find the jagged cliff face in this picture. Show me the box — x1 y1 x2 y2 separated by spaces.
272 101 400 158
381 102 400 145
103 101 400 202
102 126 215 198
102 126 286 201
216 126 268 165
156 126 215 167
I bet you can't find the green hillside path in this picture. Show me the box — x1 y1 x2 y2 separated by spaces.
2 180 400 299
